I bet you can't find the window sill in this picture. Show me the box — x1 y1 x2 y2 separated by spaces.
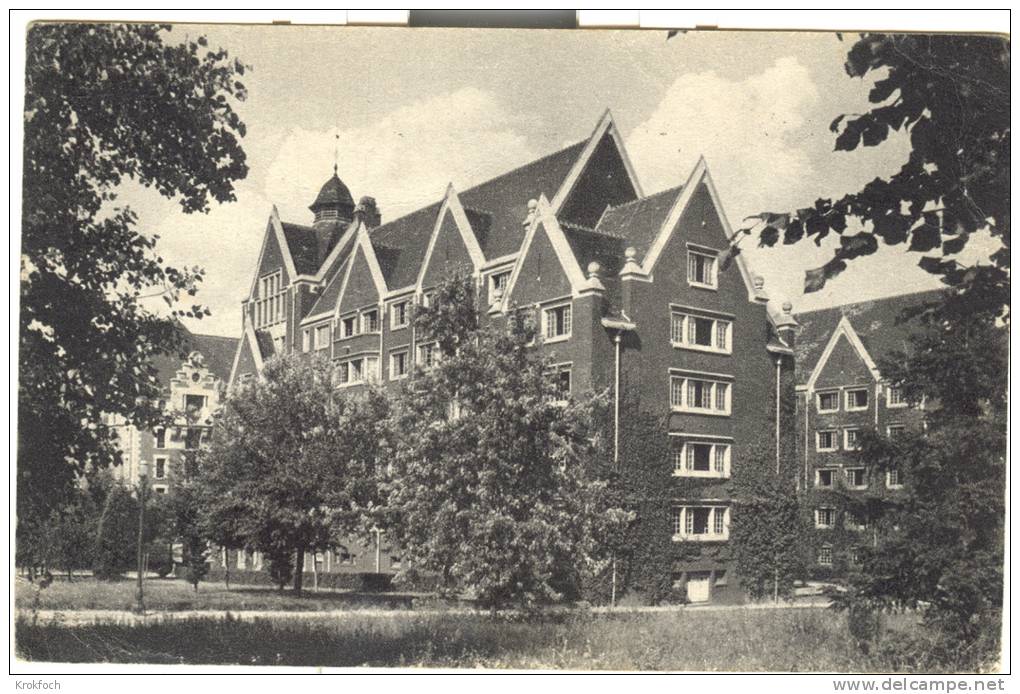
886 484 904 490
543 334 570 345
847 485 868 491
688 282 718 291
390 324 409 331
673 471 730 480
817 408 839 415
845 406 869 412
671 342 731 356
671 407 730 417
886 402 909 409
815 524 835 530
389 374 408 382
672 534 728 543
816 448 839 453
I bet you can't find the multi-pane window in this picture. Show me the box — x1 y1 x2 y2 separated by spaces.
154 428 166 449
154 457 167 480
816 430 839 451
341 315 358 338
334 356 377 386
815 508 836 528
671 506 729 541
816 468 835 488
669 374 730 415
546 365 571 400
361 309 379 334
846 467 867 489
687 250 718 288
544 303 572 340
817 391 839 413
846 511 868 531
887 467 904 489
670 312 731 353
314 324 331 351
818 546 833 566
849 547 862 565
390 350 409 380
844 428 861 450
391 300 410 329
255 271 285 328
846 388 869 411
417 342 438 370
489 271 511 303
887 386 907 407
887 425 905 439
672 440 730 478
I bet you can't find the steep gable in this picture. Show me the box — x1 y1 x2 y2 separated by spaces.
250 218 291 297
337 241 383 315
303 256 351 322
813 330 878 389
420 209 477 287
503 197 585 307
557 130 640 229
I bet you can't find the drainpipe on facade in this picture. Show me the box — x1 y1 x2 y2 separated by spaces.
775 357 782 476
614 332 621 468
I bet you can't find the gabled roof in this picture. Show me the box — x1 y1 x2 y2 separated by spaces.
151 327 239 388
794 289 943 385
369 203 443 290
280 222 331 276
593 185 682 261
303 255 351 320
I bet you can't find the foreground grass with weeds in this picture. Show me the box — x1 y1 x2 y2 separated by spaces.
16 608 931 671
14 576 415 612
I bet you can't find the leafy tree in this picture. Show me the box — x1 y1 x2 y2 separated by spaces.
383 276 629 614
39 488 100 579
92 485 141 579
200 353 389 593
734 34 1009 315
18 23 249 533
837 289 1006 669
168 484 209 591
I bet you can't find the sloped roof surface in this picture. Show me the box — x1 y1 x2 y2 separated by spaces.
305 256 351 318
594 185 681 260
793 289 944 383
369 203 443 290
151 328 239 388
280 222 323 276
311 172 355 210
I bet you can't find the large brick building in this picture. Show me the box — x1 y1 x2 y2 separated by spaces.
224 111 801 602
793 290 936 578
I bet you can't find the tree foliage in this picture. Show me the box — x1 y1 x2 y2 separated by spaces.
837 290 1006 668
383 276 629 612
168 484 209 591
737 34 1009 314
199 353 389 592
19 23 249 527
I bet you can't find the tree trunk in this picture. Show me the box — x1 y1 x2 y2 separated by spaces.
293 547 304 594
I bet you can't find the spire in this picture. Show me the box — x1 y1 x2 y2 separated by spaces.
310 127 354 226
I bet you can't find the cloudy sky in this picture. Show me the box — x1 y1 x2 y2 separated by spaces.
119 26 985 336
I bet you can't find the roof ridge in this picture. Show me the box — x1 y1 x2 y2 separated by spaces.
603 185 682 214
792 288 944 317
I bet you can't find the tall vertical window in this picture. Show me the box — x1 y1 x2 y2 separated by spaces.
546 364 571 401
670 311 731 353
390 350 409 380
887 386 907 407
844 428 861 450
154 457 167 480
255 271 285 328
489 271 511 303
391 300 410 329
543 303 572 341
669 374 731 415
887 467 904 489
818 545 833 566
361 309 379 333
687 250 717 288
417 343 438 370
154 428 166 449
314 324 331 351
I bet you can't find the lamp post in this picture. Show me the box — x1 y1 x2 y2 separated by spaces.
371 526 383 573
136 459 149 615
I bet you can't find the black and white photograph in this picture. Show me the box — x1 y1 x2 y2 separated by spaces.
10 10 1010 680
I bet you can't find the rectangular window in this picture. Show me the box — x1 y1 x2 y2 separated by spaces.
255 271 285 329
154 428 166 449
546 365 571 400
185 427 202 450
489 271 511 303
846 388 869 411
670 311 731 353
302 329 311 353
669 374 731 415
391 300 409 329
341 315 358 338
422 290 435 308
817 391 839 413
672 506 729 541
846 467 867 489
314 324 331 351
818 546 833 566
334 361 349 386
154 457 167 480
847 511 868 531
185 394 206 415
887 467 904 489
687 250 718 288
361 309 379 334
815 508 835 529
816 430 839 451
887 425 906 439
544 303 572 341
816 468 835 488
850 547 862 565
887 386 907 407
417 342 437 370
844 428 861 450
672 439 730 478
390 350 409 380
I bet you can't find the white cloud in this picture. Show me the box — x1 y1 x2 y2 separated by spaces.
265 87 538 224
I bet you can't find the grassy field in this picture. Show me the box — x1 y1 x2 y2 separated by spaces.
17 608 924 671
15 575 419 612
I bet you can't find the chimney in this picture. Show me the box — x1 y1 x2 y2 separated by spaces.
356 196 381 228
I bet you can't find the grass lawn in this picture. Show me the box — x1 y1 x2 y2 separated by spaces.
16 608 932 671
14 575 419 612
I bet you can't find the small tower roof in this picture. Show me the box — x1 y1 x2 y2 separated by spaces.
310 168 355 212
